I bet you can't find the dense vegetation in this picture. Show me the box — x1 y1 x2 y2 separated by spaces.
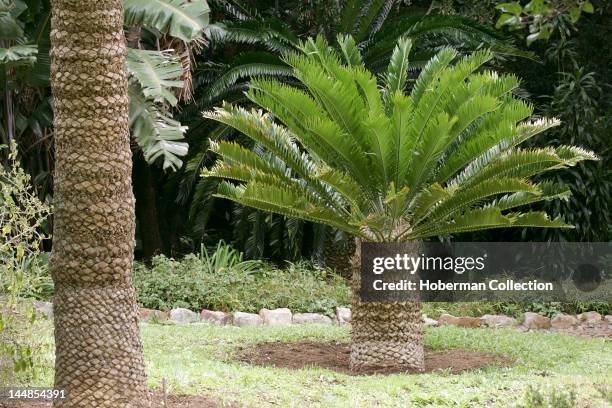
133 243 349 315
2 1 609 264
1 0 609 325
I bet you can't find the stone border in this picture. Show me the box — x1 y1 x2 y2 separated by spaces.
32 301 611 335
136 306 351 327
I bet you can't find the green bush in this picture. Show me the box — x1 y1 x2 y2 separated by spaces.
133 242 350 316
1 143 51 377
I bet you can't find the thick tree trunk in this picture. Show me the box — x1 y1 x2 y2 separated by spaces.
49 1 149 406
349 239 424 371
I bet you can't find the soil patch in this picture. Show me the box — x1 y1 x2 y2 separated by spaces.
0 392 238 408
235 341 512 375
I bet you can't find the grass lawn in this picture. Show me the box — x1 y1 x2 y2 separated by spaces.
11 320 612 407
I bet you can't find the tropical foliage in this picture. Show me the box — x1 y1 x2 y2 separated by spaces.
172 0 533 257
0 0 210 171
2 0 609 260
200 0 530 104
495 0 594 44
202 36 596 241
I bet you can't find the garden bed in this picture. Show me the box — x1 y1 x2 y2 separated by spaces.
235 341 513 376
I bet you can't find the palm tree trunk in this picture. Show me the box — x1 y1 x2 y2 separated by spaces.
49 0 149 406
349 239 424 371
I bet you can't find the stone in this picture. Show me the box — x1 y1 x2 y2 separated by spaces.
233 311 263 327
200 310 232 326
169 308 199 324
293 313 333 325
577 311 602 324
336 307 351 324
421 314 439 327
455 316 483 328
480 314 518 328
605 315 612 324
138 308 168 322
438 313 459 325
33 301 53 319
550 313 578 329
259 308 293 325
438 314 482 328
523 312 551 330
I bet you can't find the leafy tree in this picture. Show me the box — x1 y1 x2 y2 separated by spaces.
202 36 595 369
495 0 595 44
1 0 210 171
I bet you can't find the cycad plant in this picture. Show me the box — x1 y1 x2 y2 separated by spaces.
179 0 531 257
202 36 596 370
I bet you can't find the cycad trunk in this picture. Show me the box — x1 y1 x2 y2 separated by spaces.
349 240 424 371
49 0 149 406
323 229 355 279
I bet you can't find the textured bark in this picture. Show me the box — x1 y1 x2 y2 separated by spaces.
323 228 355 279
349 240 424 371
49 0 149 406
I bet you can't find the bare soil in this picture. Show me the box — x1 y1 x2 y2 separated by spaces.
0 392 238 408
235 341 513 375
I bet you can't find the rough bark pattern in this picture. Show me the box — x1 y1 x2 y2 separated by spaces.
349 240 424 371
323 229 355 279
49 0 149 406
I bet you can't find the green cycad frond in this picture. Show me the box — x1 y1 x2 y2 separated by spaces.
413 178 540 226
203 36 596 242
215 181 358 233
488 181 571 211
383 37 412 104
202 53 294 103
207 20 299 54
337 35 363 67
406 208 571 239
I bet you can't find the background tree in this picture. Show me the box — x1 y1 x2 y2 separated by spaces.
49 0 149 405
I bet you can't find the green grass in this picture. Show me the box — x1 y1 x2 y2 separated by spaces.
8 318 611 407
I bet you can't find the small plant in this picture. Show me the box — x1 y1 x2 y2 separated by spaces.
199 241 262 275
522 385 577 408
525 302 564 318
0 143 50 378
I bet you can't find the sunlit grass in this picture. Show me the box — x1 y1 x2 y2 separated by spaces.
10 318 611 407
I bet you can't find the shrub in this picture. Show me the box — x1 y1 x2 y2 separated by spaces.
0 143 50 376
133 242 350 316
